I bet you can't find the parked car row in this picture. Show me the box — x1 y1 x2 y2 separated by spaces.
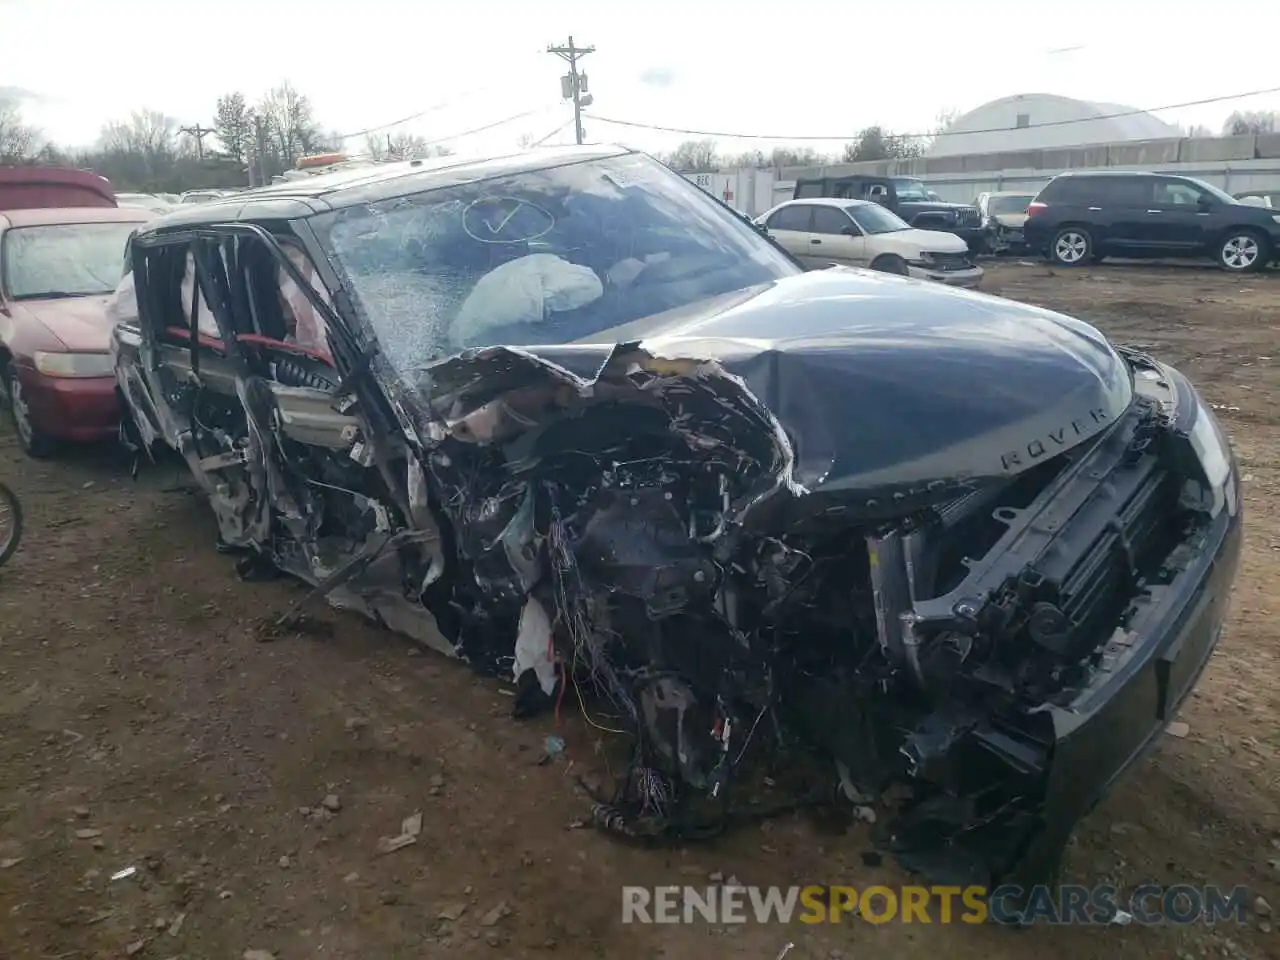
777 169 1280 272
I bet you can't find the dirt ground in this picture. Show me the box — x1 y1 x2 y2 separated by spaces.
0 261 1277 960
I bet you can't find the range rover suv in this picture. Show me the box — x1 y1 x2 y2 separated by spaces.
1023 170 1280 273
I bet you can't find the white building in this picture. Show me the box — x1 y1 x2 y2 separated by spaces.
928 93 1180 158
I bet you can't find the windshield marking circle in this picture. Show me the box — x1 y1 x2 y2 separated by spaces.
462 197 556 244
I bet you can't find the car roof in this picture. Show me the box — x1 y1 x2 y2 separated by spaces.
1052 170 1168 179
140 144 636 234
781 197 871 209
0 207 152 228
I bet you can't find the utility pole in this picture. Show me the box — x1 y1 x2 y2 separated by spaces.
180 123 215 160
547 36 595 145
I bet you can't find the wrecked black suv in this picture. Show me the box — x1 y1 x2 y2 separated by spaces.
111 145 1242 891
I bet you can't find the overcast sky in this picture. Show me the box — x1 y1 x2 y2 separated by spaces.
4 0 1279 157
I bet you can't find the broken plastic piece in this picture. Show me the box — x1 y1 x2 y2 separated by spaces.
513 595 558 697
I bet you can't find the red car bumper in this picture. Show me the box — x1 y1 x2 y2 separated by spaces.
18 367 119 442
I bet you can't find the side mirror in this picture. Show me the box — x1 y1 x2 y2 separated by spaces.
840 225 857 236
1198 199 1215 212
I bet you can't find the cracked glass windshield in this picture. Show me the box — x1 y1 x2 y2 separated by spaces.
2 222 137 299
311 153 800 379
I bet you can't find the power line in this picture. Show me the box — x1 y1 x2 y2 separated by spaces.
334 52 549 141
583 85 1280 143
335 87 506 141
417 109 548 149
531 117 575 146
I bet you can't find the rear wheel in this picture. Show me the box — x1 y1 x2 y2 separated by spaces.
0 482 22 568
1218 229 1267 273
1049 227 1092 266
2 361 57 459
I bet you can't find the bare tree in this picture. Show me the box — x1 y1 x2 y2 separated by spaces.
0 96 41 162
98 109 177 160
132 110 178 160
214 92 254 163
841 126 924 163
922 107 961 153
1222 110 1276 136
768 146 824 168
258 82 320 166
364 131 453 160
725 149 766 168
664 139 720 173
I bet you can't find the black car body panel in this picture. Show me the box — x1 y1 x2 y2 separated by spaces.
110 146 1243 894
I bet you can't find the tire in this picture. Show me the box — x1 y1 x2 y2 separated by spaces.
870 255 908 276
0 482 22 568
1218 229 1268 273
2 361 57 459
1049 226 1093 266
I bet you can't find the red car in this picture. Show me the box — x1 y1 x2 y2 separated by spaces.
0 206 149 456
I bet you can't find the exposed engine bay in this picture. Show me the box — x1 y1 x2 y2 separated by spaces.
118 316 1223 889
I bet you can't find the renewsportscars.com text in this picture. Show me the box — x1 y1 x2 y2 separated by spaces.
621 883 1252 926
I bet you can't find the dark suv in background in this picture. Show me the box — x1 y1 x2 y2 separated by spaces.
1023 171 1280 273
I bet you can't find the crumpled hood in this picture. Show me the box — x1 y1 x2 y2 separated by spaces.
419 268 1133 510
15 295 114 352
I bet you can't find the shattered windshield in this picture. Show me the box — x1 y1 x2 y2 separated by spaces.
1 222 138 300
311 153 801 379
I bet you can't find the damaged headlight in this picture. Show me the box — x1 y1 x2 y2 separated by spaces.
33 351 115 378
1187 399 1236 517
1177 381 1237 518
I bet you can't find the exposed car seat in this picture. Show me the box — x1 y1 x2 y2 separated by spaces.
276 244 334 363
179 250 220 338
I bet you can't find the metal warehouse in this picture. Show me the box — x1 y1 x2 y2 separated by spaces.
929 93 1181 157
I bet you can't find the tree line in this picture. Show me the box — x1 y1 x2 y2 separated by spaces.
0 82 453 194
659 110 1280 174
3 87 1276 190
659 124 938 174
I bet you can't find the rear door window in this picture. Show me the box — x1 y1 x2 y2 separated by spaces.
767 205 813 232
1099 177 1152 207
